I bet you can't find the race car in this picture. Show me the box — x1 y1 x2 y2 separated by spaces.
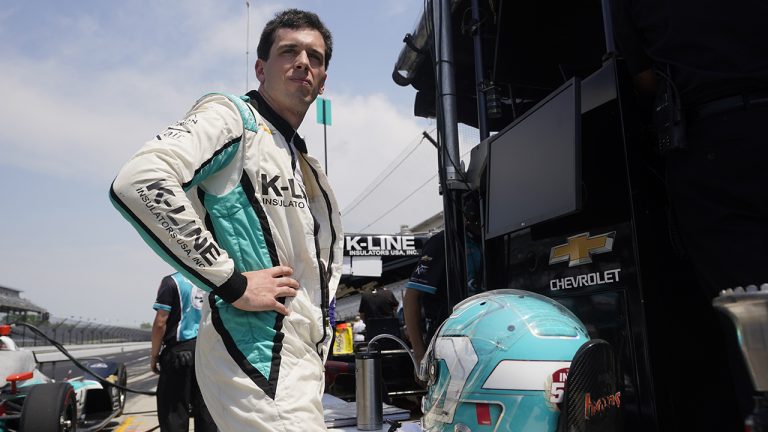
0 324 127 432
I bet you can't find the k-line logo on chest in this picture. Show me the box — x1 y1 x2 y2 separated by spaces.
260 174 307 209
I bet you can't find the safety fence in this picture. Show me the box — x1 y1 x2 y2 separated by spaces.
3 315 150 347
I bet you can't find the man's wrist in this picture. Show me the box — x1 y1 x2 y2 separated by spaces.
215 272 247 303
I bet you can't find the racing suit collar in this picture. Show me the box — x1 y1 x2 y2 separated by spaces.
246 90 307 154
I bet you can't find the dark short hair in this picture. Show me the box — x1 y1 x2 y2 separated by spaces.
257 9 333 69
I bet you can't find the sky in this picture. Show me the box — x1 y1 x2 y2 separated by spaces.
0 1 481 327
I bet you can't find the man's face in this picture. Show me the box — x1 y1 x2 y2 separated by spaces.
256 27 327 120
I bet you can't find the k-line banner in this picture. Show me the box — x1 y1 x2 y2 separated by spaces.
343 234 430 257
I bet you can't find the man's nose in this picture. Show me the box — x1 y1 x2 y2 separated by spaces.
294 50 310 69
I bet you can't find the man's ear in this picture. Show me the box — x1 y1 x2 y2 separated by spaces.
255 59 265 83
318 75 326 95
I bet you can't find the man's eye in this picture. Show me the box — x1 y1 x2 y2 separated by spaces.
309 54 324 65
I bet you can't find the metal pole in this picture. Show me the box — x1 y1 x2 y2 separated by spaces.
433 0 468 307
323 116 328 174
470 0 490 140
318 97 329 173
434 0 462 189
601 0 616 54
245 0 250 91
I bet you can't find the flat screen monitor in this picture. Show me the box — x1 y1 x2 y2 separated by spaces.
486 78 581 238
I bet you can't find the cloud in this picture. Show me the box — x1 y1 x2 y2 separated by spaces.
298 92 441 232
0 2 281 186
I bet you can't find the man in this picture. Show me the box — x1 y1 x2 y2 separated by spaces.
403 195 483 363
613 2 768 429
403 231 449 364
151 273 216 432
111 9 343 431
358 286 398 323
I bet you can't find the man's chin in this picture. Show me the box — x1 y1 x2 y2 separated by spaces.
298 93 319 105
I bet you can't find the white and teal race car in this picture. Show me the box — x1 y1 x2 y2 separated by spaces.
0 325 127 432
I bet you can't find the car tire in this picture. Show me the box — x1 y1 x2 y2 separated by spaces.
19 382 77 432
115 364 128 416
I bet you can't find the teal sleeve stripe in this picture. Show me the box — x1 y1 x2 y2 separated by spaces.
153 303 172 312
183 139 241 192
202 92 258 132
405 281 438 295
109 186 217 295
182 92 258 191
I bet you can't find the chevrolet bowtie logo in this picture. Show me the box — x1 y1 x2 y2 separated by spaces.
549 232 616 267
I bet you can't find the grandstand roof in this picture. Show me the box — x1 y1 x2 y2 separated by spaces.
0 285 47 314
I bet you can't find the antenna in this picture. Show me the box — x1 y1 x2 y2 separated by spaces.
245 1 250 91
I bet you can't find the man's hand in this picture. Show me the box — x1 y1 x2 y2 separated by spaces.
232 266 300 314
151 355 160 374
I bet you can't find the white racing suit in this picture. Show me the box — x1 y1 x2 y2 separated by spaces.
111 91 343 431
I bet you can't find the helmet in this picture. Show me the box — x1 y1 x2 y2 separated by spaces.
419 289 589 432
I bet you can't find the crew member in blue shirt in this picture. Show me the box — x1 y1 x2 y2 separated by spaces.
151 273 217 432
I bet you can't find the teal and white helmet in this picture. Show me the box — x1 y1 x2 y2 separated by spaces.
419 289 589 432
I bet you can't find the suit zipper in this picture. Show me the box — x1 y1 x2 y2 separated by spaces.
299 153 337 357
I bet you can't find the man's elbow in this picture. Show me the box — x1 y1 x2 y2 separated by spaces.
110 165 137 209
